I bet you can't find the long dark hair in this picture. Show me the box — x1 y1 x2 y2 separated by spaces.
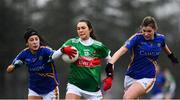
78 19 97 40
24 28 48 46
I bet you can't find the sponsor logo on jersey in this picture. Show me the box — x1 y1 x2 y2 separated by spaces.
29 65 45 71
76 56 101 67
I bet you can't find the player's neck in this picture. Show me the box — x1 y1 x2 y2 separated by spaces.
79 37 94 46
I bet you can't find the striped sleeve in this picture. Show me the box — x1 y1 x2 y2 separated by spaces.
124 34 140 50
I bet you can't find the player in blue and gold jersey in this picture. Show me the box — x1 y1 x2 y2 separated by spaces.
105 16 178 99
6 28 59 100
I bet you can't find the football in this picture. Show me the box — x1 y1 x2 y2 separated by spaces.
61 46 79 63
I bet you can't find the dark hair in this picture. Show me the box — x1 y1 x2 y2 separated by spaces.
140 16 158 30
24 28 48 46
78 19 96 40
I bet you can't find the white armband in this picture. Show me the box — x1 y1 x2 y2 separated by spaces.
52 49 62 60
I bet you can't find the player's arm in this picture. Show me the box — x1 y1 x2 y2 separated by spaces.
163 44 172 55
51 46 77 60
109 34 138 64
51 49 62 60
109 45 128 64
105 46 128 78
7 50 25 73
103 51 113 91
51 39 77 60
102 47 128 91
7 60 23 73
163 44 178 64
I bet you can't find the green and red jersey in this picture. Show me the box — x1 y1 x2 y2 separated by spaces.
62 37 110 92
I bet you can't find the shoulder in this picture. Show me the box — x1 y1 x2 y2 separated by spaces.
155 32 165 40
155 32 165 38
39 46 54 53
135 32 144 37
93 40 110 51
128 32 143 40
93 40 109 48
16 48 29 57
67 37 80 43
93 40 103 46
40 46 53 50
21 48 30 53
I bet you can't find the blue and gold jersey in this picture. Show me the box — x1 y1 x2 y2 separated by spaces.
124 32 165 79
12 47 59 94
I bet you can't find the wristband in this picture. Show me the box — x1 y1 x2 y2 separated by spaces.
105 63 113 78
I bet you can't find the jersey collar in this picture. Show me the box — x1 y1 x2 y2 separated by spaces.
79 37 94 46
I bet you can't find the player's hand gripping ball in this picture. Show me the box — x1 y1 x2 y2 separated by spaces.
61 46 79 63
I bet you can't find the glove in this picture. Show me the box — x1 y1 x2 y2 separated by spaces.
105 63 113 77
102 63 114 91
103 77 113 91
61 46 77 59
168 53 179 64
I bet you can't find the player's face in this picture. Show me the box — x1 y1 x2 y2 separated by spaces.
77 22 91 40
142 26 155 40
27 35 40 51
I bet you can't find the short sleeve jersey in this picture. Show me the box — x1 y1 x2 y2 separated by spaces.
12 47 59 94
124 32 165 79
62 37 110 92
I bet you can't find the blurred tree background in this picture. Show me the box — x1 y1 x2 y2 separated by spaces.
0 0 180 99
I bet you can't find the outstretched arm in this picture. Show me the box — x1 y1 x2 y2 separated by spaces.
163 44 172 55
52 49 62 60
6 60 23 73
105 45 128 78
103 46 128 91
51 46 77 60
109 46 128 64
163 44 178 64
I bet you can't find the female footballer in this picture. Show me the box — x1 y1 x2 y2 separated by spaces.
51 19 113 99
6 28 59 100
105 16 178 99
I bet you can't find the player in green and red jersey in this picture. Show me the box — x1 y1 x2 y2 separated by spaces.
51 19 113 99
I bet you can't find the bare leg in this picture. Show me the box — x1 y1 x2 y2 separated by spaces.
28 96 42 100
65 93 81 100
123 82 145 100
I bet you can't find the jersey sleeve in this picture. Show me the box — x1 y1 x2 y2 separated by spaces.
101 44 111 58
42 47 55 63
155 33 166 47
61 38 77 48
124 34 139 50
94 41 111 58
43 47 54 56
12 50 26 67
161 35 166 47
